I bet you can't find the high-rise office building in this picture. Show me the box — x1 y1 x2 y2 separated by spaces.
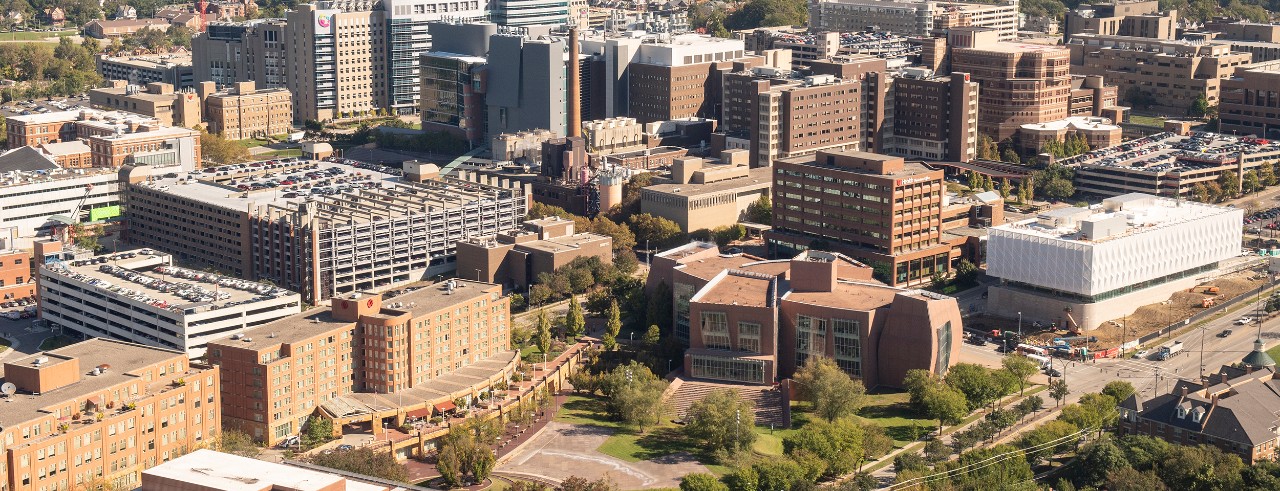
949 27 1072 140
491 0 569 26
889 68 980 162
191 20 288 90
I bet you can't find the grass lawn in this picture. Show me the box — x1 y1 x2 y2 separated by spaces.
556 394 735 474
1129 115 1166 127
236 138 270 148
262 149 302 158
1267 343 1280 362
0 30 74 41
39 335 77 351
0 337 10 353
850 391 935 446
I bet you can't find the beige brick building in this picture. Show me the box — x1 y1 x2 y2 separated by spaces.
0 339 221 491
89 81 203 128
1068 34 1252 115
198 81 294 140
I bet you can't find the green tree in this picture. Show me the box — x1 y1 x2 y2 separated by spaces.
1107 467 1170 491
793 357 867 422
1001 147 1021 164
1048 378 1069 407
783 418 864 478
723 0 807 30
750 459 808 491
680 473 729 491
600 361 668 433
1042 178 1075 201
643 324 661 350
923 438 951 463
535 308 552 356
70 223 99 252
1018 419 1079 465
629 213 684 249
565 296 585 340
685 389 757 456
1191 182 1211 202
1076 436 1132 487
1190 94 1211 118
603 299 622 350
214 430 262 458
1102 381 1136 404
301 417 333 447
922 384 968 433
1243 170 1262 194
1261 161 1278 187
200 128 251 164
1218 170 1240 200
945 363 1006 410
1001 355 1039 395
647 281 673 331
746 194 772 224
308 446 409 482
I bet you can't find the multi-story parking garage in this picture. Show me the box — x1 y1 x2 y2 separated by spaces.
124 160 529 302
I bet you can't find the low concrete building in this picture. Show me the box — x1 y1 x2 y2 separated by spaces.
95 53 195 89
456 216 613 290
640 151 771 232
38 247 303 357
986 193 1242 330
143 449 415 491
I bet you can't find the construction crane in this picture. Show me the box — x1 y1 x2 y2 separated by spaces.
196 0 209 32
48 184 93 245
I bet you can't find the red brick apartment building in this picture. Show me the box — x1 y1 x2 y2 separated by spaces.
207 280 511 445
0 339 220 491
0 249 34 301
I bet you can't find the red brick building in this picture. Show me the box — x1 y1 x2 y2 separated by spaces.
668 249 963 389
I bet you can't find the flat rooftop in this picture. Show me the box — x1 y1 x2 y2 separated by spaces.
964 41 1068 53
1061 131 1280 173
693 270 775 307
136 159 517 225
784 280 906 311
644 166 772 198
992 194 1237 243
7 107 151 125
42 249 296 314
0 338 185 428
144 449 393 491
98 53 193 68
224 279 497 350
520 233 610 254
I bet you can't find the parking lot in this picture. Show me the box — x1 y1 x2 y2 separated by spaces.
1 95 90 117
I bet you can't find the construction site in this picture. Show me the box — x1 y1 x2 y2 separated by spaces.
967 268 1271 358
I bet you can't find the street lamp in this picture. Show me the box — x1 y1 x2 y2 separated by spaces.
1017 312 1022 338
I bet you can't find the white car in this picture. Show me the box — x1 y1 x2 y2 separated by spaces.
1236 317 1253 325
1134 349 1151 359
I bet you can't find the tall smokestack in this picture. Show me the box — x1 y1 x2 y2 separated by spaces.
568 27 582 138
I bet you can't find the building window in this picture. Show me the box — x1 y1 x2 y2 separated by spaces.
690 355 765 384
833 318 861 377
701 312 731 350
936 321 953 374
737 322 761 354
796 314 827 368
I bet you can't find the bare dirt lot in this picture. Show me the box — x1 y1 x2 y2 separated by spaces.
970 271 1268 351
